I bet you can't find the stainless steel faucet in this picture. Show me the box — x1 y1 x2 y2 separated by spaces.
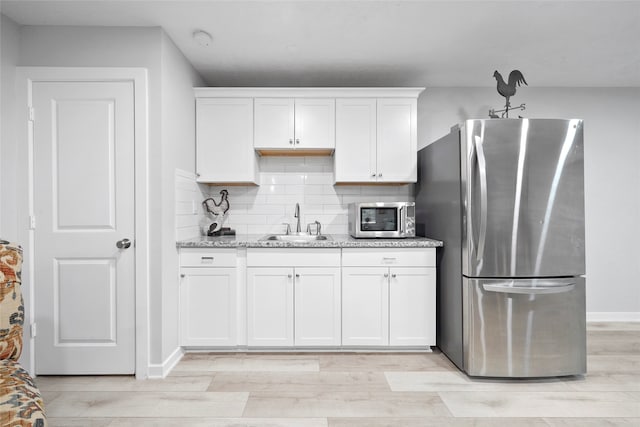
294 203 301 233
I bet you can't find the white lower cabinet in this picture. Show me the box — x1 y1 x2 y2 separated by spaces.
342 267 389 346
246 248 341 347
180 267 237 347
389 267 436 346
180 247 435 350
179 249 238 347
247 267 294 346
294 267 341 346
342 248 436 347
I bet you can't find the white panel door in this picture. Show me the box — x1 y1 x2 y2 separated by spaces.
33 80 135 374
341 267 389 346
389 267 436 347
247 267 294 346
196 97 257 183
254 98 294 149
294 267 341 347
334 98 377 183
294 98 335 149
180 268 237 347
376 98 417 183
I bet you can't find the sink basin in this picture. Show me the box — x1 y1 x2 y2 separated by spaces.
260 233 332 242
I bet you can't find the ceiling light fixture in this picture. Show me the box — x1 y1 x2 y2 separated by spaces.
193 30 213 47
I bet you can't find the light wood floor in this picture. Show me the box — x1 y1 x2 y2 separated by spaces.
38 322 640 426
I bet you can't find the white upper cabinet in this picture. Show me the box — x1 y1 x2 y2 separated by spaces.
334 98 377 183
195 97 258 184
253 98 295 150
254 97 335 153
194 88 423 183
335 97 418 184
376 98 418 183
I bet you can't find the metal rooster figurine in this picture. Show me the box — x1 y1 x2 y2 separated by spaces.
491 69 528 118
202 189 230 235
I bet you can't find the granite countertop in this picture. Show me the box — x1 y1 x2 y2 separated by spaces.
177 234 443 249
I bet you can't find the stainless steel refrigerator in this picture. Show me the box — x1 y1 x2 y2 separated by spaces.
416 118 586 378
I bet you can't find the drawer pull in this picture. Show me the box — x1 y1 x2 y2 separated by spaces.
201 256 214 264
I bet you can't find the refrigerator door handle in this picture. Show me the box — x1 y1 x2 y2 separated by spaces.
474 135 488 264
483 282 576 295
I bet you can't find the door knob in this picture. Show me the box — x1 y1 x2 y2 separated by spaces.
116 238 132 249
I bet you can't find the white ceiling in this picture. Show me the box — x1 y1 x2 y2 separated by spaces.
2 0 639 87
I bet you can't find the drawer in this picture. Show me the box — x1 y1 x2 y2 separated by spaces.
180 249 237 267
247 248 341 267
342 248 435 267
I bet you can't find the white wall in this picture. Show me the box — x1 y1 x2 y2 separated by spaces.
0 14 21 241
418 87 640 316
159 32 205 364
204 156 414 236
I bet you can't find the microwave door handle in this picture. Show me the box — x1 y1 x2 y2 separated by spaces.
399 206 404 234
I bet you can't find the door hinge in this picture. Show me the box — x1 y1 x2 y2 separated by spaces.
29 215 36 230
30 323 37 338
28 107 35 122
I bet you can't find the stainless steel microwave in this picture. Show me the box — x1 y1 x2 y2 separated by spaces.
348 202 416 238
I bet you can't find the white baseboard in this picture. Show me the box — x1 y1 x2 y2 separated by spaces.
587 312 640 322
147 346 184 379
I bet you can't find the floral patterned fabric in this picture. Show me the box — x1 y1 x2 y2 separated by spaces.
0 361 46 426
1 240 24 361
0 240 47 426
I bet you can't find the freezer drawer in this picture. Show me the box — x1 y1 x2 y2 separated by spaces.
463 276 586 378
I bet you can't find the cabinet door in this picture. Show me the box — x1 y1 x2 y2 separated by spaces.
334 98 377 183
376 98 417 183
342 267 389 346
294 98 335 149
254 98 295 149
294 267 341 347
196 98 257 183
389 267 436 346
247 267 294 346
180 268 237 346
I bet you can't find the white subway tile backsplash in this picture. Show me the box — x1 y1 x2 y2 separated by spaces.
304 194 342 205
285 184 305 195
334 186 362 195
199 157 414 237
305 172 334 185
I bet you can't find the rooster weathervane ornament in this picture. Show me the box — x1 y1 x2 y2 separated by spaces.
489 69 528 118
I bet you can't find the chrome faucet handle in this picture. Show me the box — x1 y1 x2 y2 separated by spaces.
281 223 291 235
306 221 322 235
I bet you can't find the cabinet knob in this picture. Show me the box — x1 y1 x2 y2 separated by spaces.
295 139 300 145
180 274 185 278
378 173 382 177
288 274 293 278
391 273 397 278
289 139 294 145
295 274 300 278
371 173 376 178
384 273 389 278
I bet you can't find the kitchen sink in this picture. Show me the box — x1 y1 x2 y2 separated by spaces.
260 233 332 242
